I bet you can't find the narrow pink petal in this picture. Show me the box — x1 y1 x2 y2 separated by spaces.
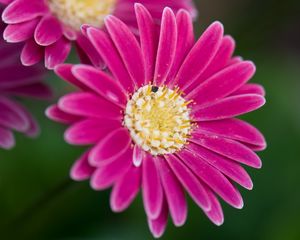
70 150 95 181
64 118 121 145
0 126 15 149
187 143 254 190
86 27 134 93
192 94 266 121
21 39 44 66
203 187 224 226
190 132 262 168
232 83 266 96
90 146 132 190
177 149 244 209
4 17 40 43
165 154 211 210
188 61 256 106
153 7 177 86
110 165 141 212
72 64 127 107
58 92 121 119
134 3 158 82
34 15 62 46
157 157 187 226
0 0 14 4
142 154 163 219
148 199 168 239
133 144 144 167
2 0 47 24
165 9 194 85
45 105 81 124
89 128 131 166
45 37 71 69
195 118 266 149
174 22 224 89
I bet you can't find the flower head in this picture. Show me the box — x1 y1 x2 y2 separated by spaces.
46 4 266 238
0 0 196 69
0 7 51 149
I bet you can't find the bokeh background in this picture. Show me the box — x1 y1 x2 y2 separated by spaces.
1 0 300 239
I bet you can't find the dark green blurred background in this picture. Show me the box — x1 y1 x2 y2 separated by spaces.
1 0 300 239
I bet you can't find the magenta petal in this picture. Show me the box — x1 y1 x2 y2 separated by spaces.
4 17 40 43
187 143 254 190
64 118 121 145
89 128 131 166
232 83 266 96
142 154 163 219
86 27 134 93
192 94 266 121
110 165 141 212
90 146 132 190
177 149 244 209
105 15 145 87
58 92 121 119
204 187 224 226
133 144 145 167
174 21 224 89
34 15 62 46
154 7 177 86
195 118 266 149
6 82 52 100
148 199 169 239
0 126 15 149
165 154 211 211
2 0 47 24
157 157 187 226
21 39 44 66
70 150 95 181
188 61 256 107
45 104 81 124
135 3 158 82
45 37 71 69
72 64 127 107
190 132 262 168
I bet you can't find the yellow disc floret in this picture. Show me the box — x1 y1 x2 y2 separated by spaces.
47 0 116 31
124 85 193 156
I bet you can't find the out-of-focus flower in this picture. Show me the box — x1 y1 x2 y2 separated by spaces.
0 0 196 69
46 4 266 238
0 6 51 149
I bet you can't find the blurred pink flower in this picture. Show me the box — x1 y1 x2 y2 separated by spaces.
46 4 266 238
0 0 196 69
0 6 51 149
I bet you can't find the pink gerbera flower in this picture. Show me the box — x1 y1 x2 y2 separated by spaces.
0 0 196 69
46 4 266 238
0 6 51 149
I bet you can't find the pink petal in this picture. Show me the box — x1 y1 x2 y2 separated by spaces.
203 187 224 226
64 118 121 145
174 21 224 89
72 64 127 107
70 150 95 181
86 27 134 93
110 165 141 212
89 128 131 166
58 92 121 119
157 157 187 226
0 126 15 149
142 154 163 219
45 104 81 124
45 37 71 69
134 3 158 82
21 38 44 66
165 154 211 211
192 94 266 121
232 83 266 96
34 15 62 46
190 132 262 168
90 146 132 190
154 7 177 86
177 149 244 209
105 15 145 87
133 144 144 167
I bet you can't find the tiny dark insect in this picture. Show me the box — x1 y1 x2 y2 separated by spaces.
151 86 159 93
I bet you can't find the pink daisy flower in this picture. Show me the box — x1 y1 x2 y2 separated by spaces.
0 0 196 69
46 4 266 238
0 7 52 149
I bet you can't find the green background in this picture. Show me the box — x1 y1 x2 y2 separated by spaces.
1 0 300 239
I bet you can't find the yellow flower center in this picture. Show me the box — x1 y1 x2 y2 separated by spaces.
124 85 193 156
47 0 116 31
